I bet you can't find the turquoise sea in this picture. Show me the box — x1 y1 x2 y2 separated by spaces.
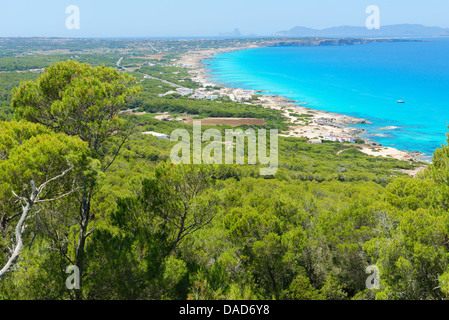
206 39 449 159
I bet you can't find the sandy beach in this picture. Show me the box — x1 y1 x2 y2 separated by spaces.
176 46 428 173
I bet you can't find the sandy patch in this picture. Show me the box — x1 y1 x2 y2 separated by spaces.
358 146 412 161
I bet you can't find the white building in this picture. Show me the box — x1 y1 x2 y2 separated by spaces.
207 95 219 100
326 134 355 143
191 93 207 100
238 95 252 101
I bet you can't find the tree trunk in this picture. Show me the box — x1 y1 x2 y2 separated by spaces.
0 202 32 279
0 184 40 279
74 193 91 300
0 167 74 281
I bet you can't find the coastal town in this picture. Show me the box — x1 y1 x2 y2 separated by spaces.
173 47 425 164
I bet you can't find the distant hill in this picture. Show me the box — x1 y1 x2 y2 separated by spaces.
275 24 449 38
218 28 242 37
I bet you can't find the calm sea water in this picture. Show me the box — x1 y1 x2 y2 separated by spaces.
206 39 449 158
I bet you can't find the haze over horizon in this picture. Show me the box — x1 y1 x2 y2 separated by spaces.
1 0 448 38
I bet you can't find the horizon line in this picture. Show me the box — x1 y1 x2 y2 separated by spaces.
1 23 448 40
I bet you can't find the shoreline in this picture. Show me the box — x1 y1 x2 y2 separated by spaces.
176 44 429 172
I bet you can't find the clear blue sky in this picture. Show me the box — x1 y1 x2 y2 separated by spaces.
1 0 448 37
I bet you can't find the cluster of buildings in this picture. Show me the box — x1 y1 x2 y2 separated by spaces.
327 135 356 143
219 88 255 102
158 87 218 100
190 88 219 100
307 133 356 144
158 87 256 103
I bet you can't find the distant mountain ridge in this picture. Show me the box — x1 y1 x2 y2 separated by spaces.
275 24 449 38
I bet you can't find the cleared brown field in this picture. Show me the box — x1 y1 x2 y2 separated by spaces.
135 55 167 60
185 118 267 127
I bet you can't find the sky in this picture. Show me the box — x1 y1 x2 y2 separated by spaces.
0 0 448 38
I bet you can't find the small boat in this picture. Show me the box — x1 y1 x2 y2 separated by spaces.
397 100 405 103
